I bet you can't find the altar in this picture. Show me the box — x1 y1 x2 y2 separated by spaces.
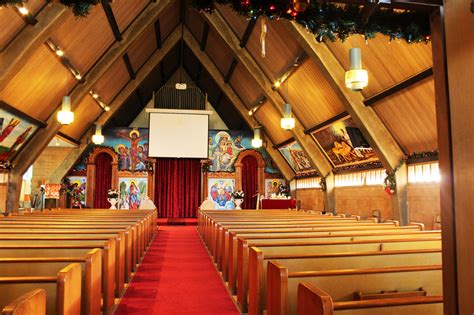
261 198 297 209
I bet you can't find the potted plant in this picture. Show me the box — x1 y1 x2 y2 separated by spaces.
231 190 245 210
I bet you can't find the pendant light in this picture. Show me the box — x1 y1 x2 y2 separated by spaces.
57 96 74 125
251 126 263 148
280 79 295 130
92 124 104 145
345 47 368 91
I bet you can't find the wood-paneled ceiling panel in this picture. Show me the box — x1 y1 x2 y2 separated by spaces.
60 95 102 140
254 101 292 145
93 57 130 104
205 28 234 76
185 5 205 41
127 24 157 73
0 0 45 51
50 6 114 75
372 78 437 154
279 59 346 128
246 18 303 82
326 34 433 97
216 4 248 40
0 45 76 122
110 0 149 33
159 0 180 41
229 62 261 107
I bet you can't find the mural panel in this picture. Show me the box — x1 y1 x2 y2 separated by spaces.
208 130 279 173
277 141 316 176
118 177 148 209
208 178 235 210
0 107 38 163
66 176 86 206
103 128 149 172
311 116 378 168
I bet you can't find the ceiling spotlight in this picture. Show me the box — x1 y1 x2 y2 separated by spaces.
274 81 281 88
55 50 64 57
18 7 29 15
75 74 82 80
104 106 110 112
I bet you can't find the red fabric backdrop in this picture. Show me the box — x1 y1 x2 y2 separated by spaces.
155 158 201 218
242 155 258 209
94 153 113 208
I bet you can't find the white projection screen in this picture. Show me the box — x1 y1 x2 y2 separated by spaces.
148 110 210 158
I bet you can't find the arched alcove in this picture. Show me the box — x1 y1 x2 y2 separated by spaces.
86 147 118 208
234 150 265 208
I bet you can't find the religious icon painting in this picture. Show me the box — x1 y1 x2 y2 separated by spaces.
310 115 379 168
0 105 39 164
207 178 235 210
103 128 149 173
118 177 148 209
277 140 316 176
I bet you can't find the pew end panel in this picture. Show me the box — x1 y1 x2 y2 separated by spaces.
267 261 289 315
1 289 46 315
57 263 82 315
297 283 333 315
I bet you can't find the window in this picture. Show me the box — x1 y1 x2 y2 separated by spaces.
335 169 385 187
408 162 440 183
296 177 321 189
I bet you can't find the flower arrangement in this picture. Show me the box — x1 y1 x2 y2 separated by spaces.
383 158 405 196
107 189 119 199
231 190 245 200
60 178 85 207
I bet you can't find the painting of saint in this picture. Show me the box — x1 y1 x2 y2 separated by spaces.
0 108 38 163
278 141 316 176
103 128 149 172
265 179 285 198
119 178 148 209
311 116 378 168
208 178 235 210
208 131 244 172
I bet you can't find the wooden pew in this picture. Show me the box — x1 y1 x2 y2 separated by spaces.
0 237 122 299
0 230 132 280
1 289 46 315
297 282 443 315
267 263 443 315
0 249 102 315
236 238 441 313
248 248 442 315
0 243 115 315
226 226 423 296
0 263 82 315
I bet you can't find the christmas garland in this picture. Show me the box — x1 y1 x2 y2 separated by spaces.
383 158 405 196
0 0 100 17
191 0 431 43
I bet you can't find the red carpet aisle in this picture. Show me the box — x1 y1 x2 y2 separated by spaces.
115 226 240 315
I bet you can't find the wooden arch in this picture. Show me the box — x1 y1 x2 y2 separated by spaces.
86 147 119 207
234 149 265 195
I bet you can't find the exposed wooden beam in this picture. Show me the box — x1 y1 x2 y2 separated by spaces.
123 53 136 80
200 23 210 50
101 0 122 41
305 111 349 134
202 12 333 185
154 19 162 49
329 0 441 11
6 0 173 213
224 58 238 83
287 21 408 224
240 18 257 48
0 101 47 128
14 5 38 25
0 5 68 89
57 131 81 146
97 27 180 126
364 67 434 106
135 88 145 108
183 27 294 181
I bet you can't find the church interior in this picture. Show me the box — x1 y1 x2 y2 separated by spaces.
0 0 471 314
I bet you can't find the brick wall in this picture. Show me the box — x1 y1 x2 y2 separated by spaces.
295 183 441 229
32 147 75 191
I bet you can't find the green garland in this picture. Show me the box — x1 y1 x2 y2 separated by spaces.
192 0 431 43
0 0 100 17
383 158 405 196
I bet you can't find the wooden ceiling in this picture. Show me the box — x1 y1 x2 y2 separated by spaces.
0 0 438 177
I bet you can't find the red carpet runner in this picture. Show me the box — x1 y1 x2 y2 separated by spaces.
115 226 240 314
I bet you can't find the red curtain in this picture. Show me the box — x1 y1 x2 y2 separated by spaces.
94 153 113 208
242 155 258 209
155 158 201 218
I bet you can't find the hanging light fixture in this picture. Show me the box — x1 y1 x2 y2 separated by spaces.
92 124 105 145
57 96 74 125
281 103 295 130
251 126 263 148
345 47 368 91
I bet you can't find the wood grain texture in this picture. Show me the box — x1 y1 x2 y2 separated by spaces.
110 0 149 33
1 288 46 315
127 24 158 72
